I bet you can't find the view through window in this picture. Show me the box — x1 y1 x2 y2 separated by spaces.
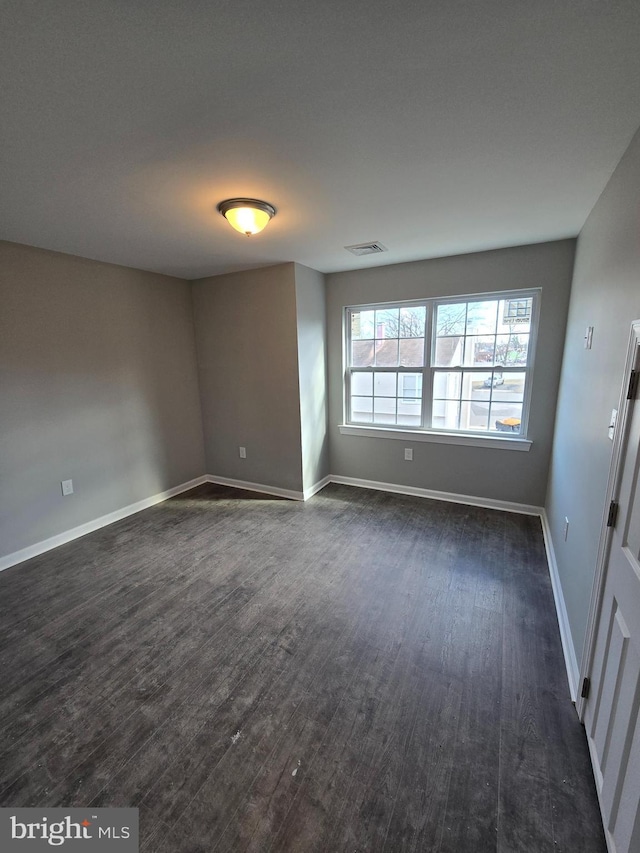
346 290 539 436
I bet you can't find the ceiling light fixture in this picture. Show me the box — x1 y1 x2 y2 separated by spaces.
217 198 276 236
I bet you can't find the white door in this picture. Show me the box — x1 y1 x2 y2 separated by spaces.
582 324 640 853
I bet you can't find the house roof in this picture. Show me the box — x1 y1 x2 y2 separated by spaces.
352 337 431 368
2 1 640 279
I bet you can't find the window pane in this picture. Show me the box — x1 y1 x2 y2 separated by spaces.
351 396 373 422
352 340 374 367
436 303 466 336
461 400 490 431
466 372 491 401
434 336 463 367
480 371 505 393
397 399 422 426
351 373 373 396
433 371 462 399
432 399 460 430
499 372 525 402
491 403 523 433
374 372 397 397
463 335 496 366
375 308 399 338
375 339 399 366
399 338 424 366
466 300 498 334
495 333 529 366
351 310 375 340
399 306 426 337
373 396 397 424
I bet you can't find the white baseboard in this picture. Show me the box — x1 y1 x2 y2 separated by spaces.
540 509 580 703
0 475 209 574
1 472 578 709
0 472 315 573
304 475 331 501
328 475 543 516
206 474 330 502
206 475 305 502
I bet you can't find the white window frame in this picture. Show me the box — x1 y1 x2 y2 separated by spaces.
340 288 540 451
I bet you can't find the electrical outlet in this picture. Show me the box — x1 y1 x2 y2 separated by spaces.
61 479 74 496
239 446 246 459
404 448 413 461
563 517 569 541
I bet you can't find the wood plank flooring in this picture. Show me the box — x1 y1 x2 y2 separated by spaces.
0 483 606 851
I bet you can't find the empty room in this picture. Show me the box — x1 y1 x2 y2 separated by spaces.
2 2 640 851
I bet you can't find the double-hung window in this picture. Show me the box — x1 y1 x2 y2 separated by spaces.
345 289 539 440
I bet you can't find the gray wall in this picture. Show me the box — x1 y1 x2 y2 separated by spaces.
546 128 640 667
294 263 329 493
326 240 575 506
0 240 205 559
192 263 305 493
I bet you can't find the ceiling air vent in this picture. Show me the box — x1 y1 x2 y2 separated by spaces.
345 241 388 256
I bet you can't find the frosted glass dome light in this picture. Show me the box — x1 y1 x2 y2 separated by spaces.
217 198 276 236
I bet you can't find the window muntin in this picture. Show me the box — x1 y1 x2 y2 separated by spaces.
346 291 538 437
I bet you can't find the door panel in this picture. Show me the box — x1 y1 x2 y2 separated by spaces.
583 337 640 853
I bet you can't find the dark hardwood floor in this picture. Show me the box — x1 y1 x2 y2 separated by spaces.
0 483 606 851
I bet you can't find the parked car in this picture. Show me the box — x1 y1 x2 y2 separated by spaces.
483 373 504 387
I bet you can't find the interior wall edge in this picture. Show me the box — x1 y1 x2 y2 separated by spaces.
303 475 332 501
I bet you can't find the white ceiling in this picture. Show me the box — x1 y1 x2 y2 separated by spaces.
2 0 640 280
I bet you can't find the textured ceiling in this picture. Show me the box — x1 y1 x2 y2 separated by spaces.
2 0 640 279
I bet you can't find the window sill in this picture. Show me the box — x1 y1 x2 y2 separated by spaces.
338 424 532 451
